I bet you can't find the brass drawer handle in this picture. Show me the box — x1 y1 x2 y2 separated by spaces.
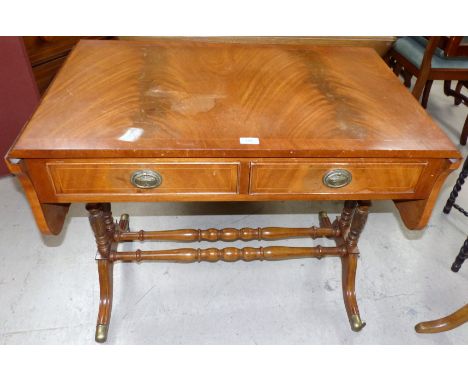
131 170 163 189
322 169 352 188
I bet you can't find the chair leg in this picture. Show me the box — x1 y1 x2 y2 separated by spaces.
444 80 467 106
402 70 412 88
412 78 427 103
393 62 402 76
443 80 452 96
421 80 433 109
460 115 468 146
444 156 468 214
383 52 393 66
452 236 468 272
455 81 464 106
415 304 468 333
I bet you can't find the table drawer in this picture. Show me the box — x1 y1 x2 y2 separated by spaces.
45 161 240 195
249 160 428 196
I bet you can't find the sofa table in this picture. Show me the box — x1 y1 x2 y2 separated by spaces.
5 40 461 342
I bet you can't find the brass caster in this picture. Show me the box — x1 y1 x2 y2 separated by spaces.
319 211 328 219
119 213 130 233
350 314 366 332
95 324 109 343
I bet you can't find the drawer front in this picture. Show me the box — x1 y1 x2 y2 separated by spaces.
46 161 240 195
250 161 428 195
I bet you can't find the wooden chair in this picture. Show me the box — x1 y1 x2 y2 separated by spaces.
385 36 468 108
451 81 468 145
415 156 468 333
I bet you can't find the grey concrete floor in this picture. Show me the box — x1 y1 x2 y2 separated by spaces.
0 81 467 344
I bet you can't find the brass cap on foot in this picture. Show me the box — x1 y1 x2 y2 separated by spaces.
95 324 109 343
319 211 328 219
350 314 366 332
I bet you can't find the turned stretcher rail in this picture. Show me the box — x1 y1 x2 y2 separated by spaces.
114 226 341 242
109 245 347 262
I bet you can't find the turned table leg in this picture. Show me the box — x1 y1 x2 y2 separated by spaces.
95 259 113 343
415 304 468 333
321 201 369 332
343 201 369 331
87 200 370 341
86 203 115 343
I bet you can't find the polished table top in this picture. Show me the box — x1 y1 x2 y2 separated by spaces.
10 40 459 160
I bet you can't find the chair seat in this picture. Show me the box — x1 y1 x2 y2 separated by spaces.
394 37 468 69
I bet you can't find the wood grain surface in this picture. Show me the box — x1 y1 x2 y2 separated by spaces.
46 160 240 194
9 40 460 160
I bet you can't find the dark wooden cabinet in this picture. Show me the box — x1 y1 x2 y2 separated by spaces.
23 36 111 94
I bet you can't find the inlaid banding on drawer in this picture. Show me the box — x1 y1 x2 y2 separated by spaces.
250 161 428 195
46 162 240 195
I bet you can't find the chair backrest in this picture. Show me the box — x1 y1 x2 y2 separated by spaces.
412 37 441 99
440 37 468 57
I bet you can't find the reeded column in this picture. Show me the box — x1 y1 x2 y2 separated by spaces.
339 200 358 234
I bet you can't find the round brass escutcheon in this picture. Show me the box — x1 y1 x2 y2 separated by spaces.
322 169 352 188
131 169 163 189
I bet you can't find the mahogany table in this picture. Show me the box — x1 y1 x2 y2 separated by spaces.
5 40 461 343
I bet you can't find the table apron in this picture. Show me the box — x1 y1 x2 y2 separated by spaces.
23 157 445 203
